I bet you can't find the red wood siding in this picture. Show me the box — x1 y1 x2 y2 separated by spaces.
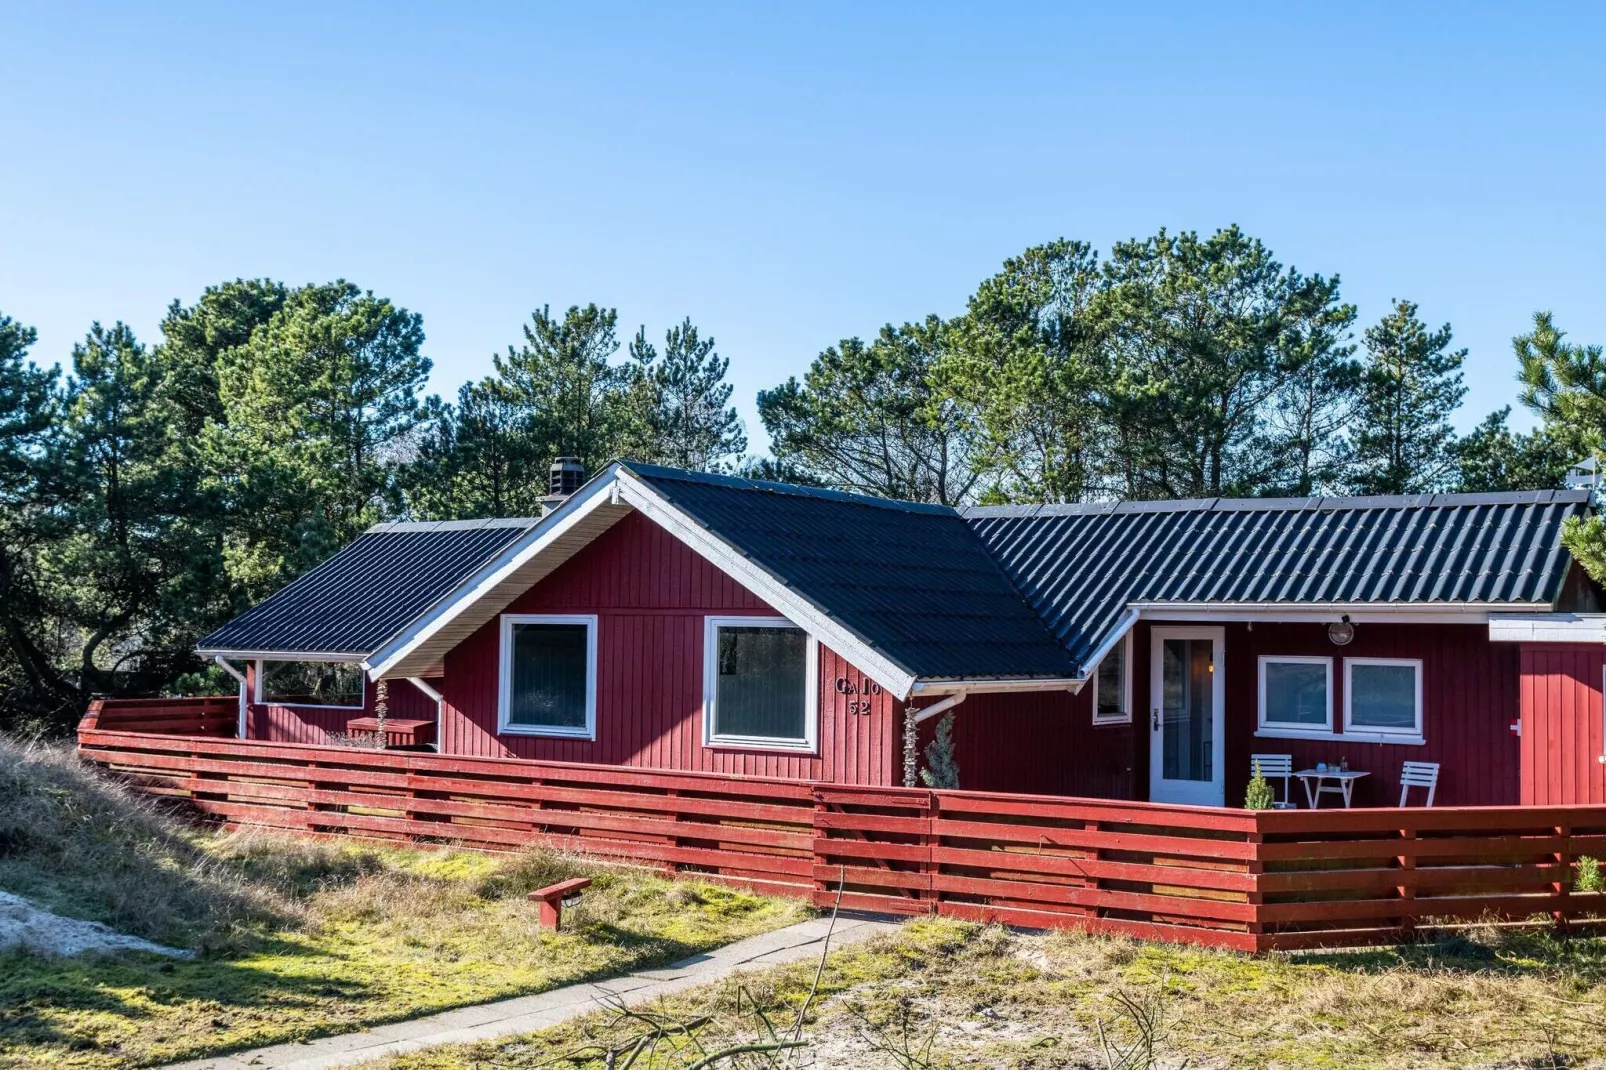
438 511 898 784
1218 621 1521 808
248 666 438 745
1520 644 1606 805
941 689 1135 798
943 621 1521 807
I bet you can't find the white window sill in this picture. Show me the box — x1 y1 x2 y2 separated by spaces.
704 736 817 755
1092 716 1132 727
1254 726 1337 741
499 724 595 740
1254 728 1425 746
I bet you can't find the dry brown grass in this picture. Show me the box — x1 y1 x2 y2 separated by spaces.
378 919 1606 1069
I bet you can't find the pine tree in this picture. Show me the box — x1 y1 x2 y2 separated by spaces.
625 319 746 471
403 379 547 519
918 711 961 789
213 281 430 597
0 311 67 727
493 304 629 476
1347 300 1466 494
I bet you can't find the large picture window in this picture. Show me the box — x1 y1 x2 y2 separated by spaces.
1257 656 1333 737
703 616 817 751
498 614 597 738
1344 657 1423 742
1092 635 1131 725
257 660 365 708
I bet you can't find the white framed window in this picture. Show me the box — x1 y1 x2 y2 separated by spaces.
1092 634 1132 725
703 616 818 753
498 614 598 738
256 660 365 709
1257 656 1334 738
1344 657 1424 744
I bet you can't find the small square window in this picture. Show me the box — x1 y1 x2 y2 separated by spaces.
1345 658 1422 741
498 615 597 738
258 661 365 708
1092 637 1131 725
1258 656 1333 737
704 617 817 751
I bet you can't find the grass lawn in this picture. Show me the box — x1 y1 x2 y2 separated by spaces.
0 739 809 1070
371 918 1606 1069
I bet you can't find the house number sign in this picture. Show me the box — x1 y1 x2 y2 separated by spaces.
834 675 881 715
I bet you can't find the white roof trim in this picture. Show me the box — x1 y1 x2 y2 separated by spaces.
1128 601 1549 625
1489 613 1606 643
195 648 368 663
908 676 1084 696
613 469 918 697
1078 607 1141 678
363 475 623 679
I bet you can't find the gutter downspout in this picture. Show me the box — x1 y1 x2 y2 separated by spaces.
214 656 249 740
902 691 967 788
407 677 445 753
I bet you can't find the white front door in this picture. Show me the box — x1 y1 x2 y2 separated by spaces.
1148 626 1226 806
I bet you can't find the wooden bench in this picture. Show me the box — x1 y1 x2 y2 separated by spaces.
528 877 592 930
346 717 436 749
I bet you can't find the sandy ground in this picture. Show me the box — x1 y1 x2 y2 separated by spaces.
0 890 192 958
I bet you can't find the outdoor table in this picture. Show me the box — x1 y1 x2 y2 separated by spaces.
1294 769 1370 808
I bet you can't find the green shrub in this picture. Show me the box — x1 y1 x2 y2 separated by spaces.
918 711 960 789
1244 764 1275 811
1577 855 1605 893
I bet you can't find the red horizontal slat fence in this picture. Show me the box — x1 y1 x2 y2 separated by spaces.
78 698 1606 951
80 696 239 737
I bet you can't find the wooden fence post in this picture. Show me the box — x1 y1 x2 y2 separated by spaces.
1554 823 1572 931
1397 826 1417 943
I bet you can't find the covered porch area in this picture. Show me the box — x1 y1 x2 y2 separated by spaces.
945 613 1521 810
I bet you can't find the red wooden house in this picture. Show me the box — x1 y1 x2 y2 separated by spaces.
196 462 1606 810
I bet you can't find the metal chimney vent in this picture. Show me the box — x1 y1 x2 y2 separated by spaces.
541 457 586 515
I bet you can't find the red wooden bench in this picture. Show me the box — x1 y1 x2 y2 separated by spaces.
528 877 592 930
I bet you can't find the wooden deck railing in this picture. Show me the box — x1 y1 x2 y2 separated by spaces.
81 695 238 736
78 697 1606 952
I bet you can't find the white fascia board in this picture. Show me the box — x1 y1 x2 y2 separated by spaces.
614 470 920 699
197 648 368 663
1077 607 1141 679
1128 601 1530 624
907 676 1084 696
364 473 623 680
1488 613 1606 643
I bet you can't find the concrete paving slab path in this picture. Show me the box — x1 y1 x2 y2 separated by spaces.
162 913 902 1070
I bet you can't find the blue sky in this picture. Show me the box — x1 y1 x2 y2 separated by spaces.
2 3 1602 449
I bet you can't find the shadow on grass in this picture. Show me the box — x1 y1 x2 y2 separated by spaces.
1287 926 1606 981
0 934 379 1064
1 917 729 1068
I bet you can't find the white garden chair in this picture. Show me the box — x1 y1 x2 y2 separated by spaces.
1250 753 1297 809
1399 761 1440 807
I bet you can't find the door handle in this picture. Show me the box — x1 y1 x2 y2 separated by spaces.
1151 709 1159 731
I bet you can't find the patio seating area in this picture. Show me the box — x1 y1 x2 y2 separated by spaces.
1252 753 1442 810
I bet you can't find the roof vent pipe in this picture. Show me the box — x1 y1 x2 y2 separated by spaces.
541 457 586 515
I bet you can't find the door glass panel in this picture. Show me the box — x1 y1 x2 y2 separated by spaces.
1161 638 1214 783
